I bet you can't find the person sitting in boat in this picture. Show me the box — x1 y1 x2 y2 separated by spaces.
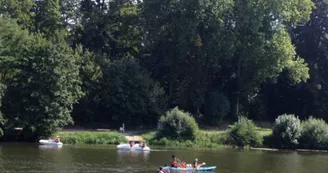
193 158 206 168
170 155 179 168
156 166 164 173
52 136 60 143
140 142 147 148
180 161 187 168
129 141 134 148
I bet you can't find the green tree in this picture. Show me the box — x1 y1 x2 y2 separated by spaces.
255 0 328 121
74 0 143 58
142 0 233 116
290 0 328 119
0 17 32 136
33 0 67 40
0 0 35 29
142 0 313 120
226 0 313 118
0 18 83 138
71 48 103 126
59 0 81 29
96 57 166 127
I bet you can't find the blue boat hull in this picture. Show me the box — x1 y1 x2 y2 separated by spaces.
162 166 216 172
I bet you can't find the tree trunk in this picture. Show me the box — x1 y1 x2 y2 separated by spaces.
232 57 242 120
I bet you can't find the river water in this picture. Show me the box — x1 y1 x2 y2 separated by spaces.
0 143 328 173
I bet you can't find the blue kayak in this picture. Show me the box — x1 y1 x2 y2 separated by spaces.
162 166 216 172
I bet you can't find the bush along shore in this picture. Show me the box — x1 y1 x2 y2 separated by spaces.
141 108 328 151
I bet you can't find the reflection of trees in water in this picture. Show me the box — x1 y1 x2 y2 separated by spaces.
37 144 65 172
117 150 150 163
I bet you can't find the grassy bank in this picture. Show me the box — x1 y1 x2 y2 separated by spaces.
54 131 128 145
141 131 224 148
141 128 272 148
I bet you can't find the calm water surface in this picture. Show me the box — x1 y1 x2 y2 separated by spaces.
0 143 328 173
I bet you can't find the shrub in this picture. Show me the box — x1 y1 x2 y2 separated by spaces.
159 107 199 140
272 114 301 148
227 116 262 147
299 117 328 150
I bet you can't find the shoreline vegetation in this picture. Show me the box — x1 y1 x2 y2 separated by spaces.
54 131 128 145
53 128 328 153
53 107 328 153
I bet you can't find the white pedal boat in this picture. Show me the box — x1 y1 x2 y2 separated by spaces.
39 139 63 147
116 143 150 151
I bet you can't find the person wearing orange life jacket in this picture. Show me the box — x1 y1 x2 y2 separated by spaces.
180 161 186 168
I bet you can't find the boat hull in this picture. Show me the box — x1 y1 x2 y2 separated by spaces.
116 143 150 151
162 166 216 172
39 140 63 147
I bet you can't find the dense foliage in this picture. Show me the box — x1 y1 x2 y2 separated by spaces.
0 18 82 139
1 0 328 142
299 117 328 149
228 116 262 147
159 107 199 140
272 114 302 148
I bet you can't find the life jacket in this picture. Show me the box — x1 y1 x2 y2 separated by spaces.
180 162 186 168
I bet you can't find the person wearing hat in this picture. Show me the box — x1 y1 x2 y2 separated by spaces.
193 158 206 169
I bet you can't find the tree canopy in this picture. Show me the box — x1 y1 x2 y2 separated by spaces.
0 0 327 140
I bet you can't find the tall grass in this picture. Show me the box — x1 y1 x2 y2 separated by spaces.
55 132 128 144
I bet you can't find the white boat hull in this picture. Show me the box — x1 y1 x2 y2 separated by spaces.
116 143 150 151
39 139 63 147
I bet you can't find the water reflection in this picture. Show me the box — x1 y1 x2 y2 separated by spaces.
117 149 150 162
38 145 63 150
1 144 328 173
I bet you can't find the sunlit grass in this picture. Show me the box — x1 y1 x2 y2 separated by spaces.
54 131 128 145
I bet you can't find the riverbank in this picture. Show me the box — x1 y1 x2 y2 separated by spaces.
51 129 328 153
141 127 272 148
53 129 261 148
54 131 128 144
53 124 272 148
